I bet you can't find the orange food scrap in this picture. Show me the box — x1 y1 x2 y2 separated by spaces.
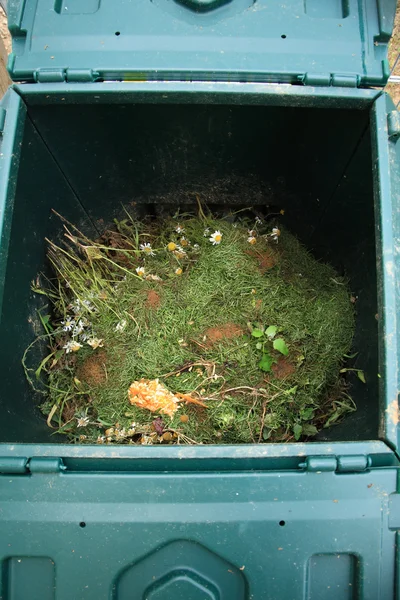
128 379 207 418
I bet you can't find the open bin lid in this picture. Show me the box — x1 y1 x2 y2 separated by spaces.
7 0 397 86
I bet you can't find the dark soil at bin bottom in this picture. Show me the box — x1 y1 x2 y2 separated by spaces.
26 206 356 446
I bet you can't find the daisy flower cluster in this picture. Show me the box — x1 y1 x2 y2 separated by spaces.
62 297 103 354
243 214 283 246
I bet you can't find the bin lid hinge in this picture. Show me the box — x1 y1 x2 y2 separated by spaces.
0 457 66 475
34 68 98 83
299 454 372 473
301 72 360 88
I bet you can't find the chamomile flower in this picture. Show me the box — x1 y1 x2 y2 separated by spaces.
255 216 263 225
80 332 90 343
193 244 200 249
136 266 146 277
271 227 281 243
180 237 189 247
82 299 95 311
115 428 127 440
175 225 185 234
167 242 177 252
71 299 81 314
77 416 90 428
174 246 187 258
97 436 105 444
146 274 162 282
203 228 210 237
63 340 82 353
61 317 75 332
175 268 183 276
87 338 104 350
247 236 257 245
73 320 85 336
115 319 127 333
248 229 256 236
140 243 155 256
209 230 223 245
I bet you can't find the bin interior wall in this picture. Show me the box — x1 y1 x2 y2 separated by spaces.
0 100 377 443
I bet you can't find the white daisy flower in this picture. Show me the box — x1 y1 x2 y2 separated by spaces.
209 230 223 245
174 246 187 258
97 436 105 444
145 274 162 282
80 332 90 342
82 299 95 310
61 317 75 332
248 229 256 236
140 243 155 256
175 268 183 275
87 338 104 350
247 236 257 245
72 320 85 336
77 416 90 428
193 244 200 249
70 299 81 314
136 266 145 277
271 227 281 243
203 228 210 237
255 216 263 225
115 428 127 440
180 237 190 247
115 319 127 333
63 340 82 353
175 225 185 234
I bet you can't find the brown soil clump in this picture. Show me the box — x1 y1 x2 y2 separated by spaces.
204 323 244 347
145 289 161 310
271 357 296 380
78 350 107 386
245 249 277 273
62 399 81 423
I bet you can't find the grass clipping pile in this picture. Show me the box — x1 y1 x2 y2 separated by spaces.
26 210 356 445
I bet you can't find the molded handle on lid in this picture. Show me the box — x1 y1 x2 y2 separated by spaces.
175 0 233 12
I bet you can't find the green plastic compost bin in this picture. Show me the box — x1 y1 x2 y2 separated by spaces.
0 0 400 598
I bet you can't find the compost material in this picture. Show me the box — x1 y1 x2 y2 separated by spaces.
25 208 356 444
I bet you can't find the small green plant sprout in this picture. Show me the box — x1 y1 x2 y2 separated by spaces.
339 367 366 383
251 324 289 372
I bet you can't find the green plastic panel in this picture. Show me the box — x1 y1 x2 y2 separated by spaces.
371 94 400 454
6 0 397 86
0 446 398 599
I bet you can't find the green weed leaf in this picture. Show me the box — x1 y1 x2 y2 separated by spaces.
265 325 278 339
38 312 54 334
344 352 358 359
302 423 318 436
35 352 55 380
273 338 289 356
259 353 274 372
293 423 302 440
255 342 263 350
252 328 264 338
300 407 314 420
285 385 298 396
262 428 272 440
357 370 366 383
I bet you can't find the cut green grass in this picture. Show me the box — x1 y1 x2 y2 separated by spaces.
26 211 356 445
